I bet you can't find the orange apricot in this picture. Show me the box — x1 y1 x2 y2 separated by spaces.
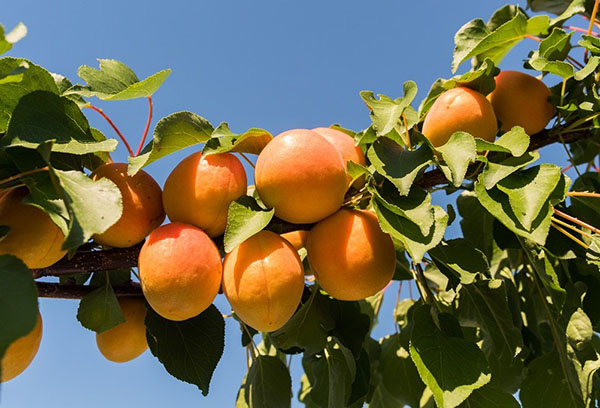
280 230 309 251
0 188 66 268
306 209 396 301
1 311 42 382
162 152 247 237
223 230 304 332
312 127 366 188
91 163 165 248
254 129 348 224
422 87 498 147
487 70 554 135
96 297 148 363
138 222 222 321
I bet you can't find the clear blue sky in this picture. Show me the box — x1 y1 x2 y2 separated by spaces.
1 1 573 407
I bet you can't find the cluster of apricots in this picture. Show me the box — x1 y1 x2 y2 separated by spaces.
0 69 555 382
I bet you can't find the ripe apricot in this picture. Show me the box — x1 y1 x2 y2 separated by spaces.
422 87 498 147
306 209 395 301
255 129 347 224
280 230 309 251
1 311 42 382
0 188 66 268
163 152 247 237
487 70 554 135
91 163 165 248
312 127 366 188
139 222 222 321
223 230 304 332
96 297 148 363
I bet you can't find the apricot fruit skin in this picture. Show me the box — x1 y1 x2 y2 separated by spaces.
422 87 498 147
138 222 222 321
312 127 366 188
0 188 66 269
306 209 396 301
162 152 247 237
487 70 554 135
91 163 165 248
280 230 309 251
223 230 304 332
1 311 42 383
96 297 148 363
255 129 348 224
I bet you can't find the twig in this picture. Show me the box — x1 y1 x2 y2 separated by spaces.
135 96 153 157
84 104 134 157
37 281 143 299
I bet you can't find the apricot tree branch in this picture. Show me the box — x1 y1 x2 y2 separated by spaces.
36 281 143 299
31 127 594 288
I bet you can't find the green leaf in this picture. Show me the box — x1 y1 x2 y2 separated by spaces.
453 12 549 72
548 0 586 26
70 59 171 100
539 28 573 61
496 164 562 230
429 239 489 285
457 279 524 392
457 386 520 408
128 111 213 175
436 132 477 187
457 191 496 260
481 151 539 189
520 239 567 306
520 351 585 408
224 195 274 253
203 122 272 156
269 285 335 355
373 199 447 263
371 334 425 408
474 126 530 156
410 305 491 408
0 255 38 359
1 91 118 154
76 282 125 333
0 23 26 56
238 355 292 408
529 52 575 79
360 81 417 136
369 181 434 236
52 169 123 250
474 171 568 245
300 339 356 408
368 139 433 196
146 305 225 396
0 57 59 132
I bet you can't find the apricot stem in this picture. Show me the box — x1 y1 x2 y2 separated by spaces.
565 25 599 37
241 322 258 359
84 104 134 157
567 191 600 199
585 0 600 62
550 221 589 249
551 216 593 238
0 166 48 186
524 34 541 42
554 208 600 235
135 96 153 157
238 153 255 168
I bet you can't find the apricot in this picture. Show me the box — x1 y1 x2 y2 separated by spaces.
487 70 554 135
1 311 42 382
139 222 222 321
96 297 148 363
255 129 347 224
280 230 309 251
0 188 66 268
91 163 165 248
306 209 396 301
312 127 366 188
422 87 498 147
223 230 304 332
162 152 247 237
